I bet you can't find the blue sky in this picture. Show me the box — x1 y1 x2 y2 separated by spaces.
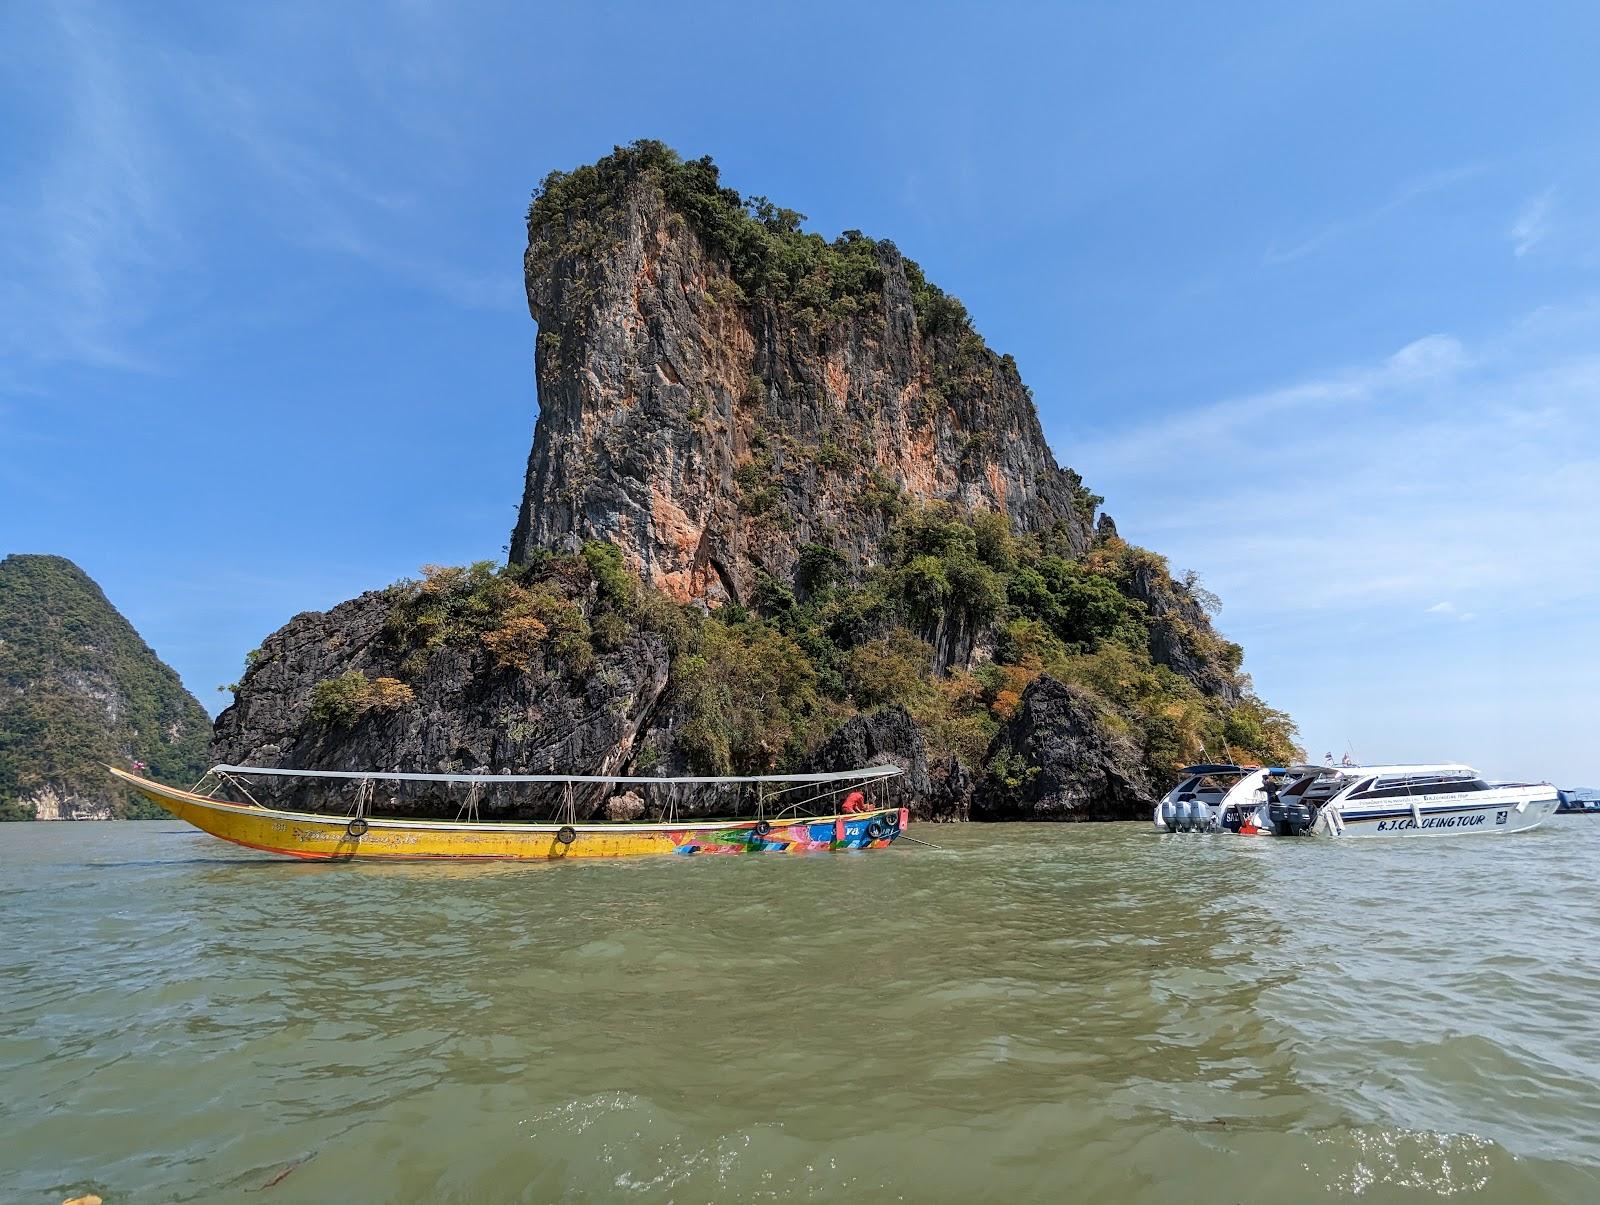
3 1 1597 784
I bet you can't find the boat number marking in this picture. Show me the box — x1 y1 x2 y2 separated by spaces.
1374 814 1489 832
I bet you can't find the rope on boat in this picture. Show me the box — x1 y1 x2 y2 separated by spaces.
348 778 374 837
454 780 483 823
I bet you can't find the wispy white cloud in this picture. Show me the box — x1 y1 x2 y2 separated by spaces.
1263 164 1486 265
1509 187 1556 257
0 4 177 369
1080 332 1469 477
1077 302 1600 619
0 1 512 381
1074 301 1600 780
181 60 518 311
1088 347 1600 614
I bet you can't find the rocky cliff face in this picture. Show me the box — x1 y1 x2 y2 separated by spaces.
216 143 1297 822
802 705 971 822
972 677 1153 821
510 142 1095 609
0 554 210 820
213 581 672 818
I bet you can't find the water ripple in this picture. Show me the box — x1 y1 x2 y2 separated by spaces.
4 819 1600 1201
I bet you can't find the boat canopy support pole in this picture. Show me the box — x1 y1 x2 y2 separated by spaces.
454 780 482 823
217 770 264 809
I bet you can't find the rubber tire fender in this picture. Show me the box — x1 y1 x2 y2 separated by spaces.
866 821 885 839
346 817 369 838
752 820 772 838
555 826 577 845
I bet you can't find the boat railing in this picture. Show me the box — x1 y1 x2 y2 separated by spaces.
193 763 905 826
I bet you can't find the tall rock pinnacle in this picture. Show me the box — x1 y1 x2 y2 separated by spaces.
510 141 1099 605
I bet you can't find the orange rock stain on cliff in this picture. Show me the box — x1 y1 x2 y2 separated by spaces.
824 359 850 405
984 462 1008 507
649 487 702 602
896 422 945 496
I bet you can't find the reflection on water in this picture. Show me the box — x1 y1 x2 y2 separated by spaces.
4 820 1600 1202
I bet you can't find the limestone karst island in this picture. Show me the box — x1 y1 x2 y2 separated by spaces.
5 143 1294 833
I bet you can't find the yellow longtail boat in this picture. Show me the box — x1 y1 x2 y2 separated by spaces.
108 763 908 861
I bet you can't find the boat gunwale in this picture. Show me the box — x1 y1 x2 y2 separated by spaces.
107 767 904 834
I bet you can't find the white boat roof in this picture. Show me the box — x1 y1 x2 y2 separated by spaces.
1297 763 1476 778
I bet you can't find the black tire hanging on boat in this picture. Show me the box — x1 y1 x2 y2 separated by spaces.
556 825 577 845
752 820 772 837
347 817 369 837
866 821 885 839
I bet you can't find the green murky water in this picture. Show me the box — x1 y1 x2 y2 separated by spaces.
4 819 1600 1202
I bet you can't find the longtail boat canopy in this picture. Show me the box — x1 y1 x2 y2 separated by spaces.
108 763 909 863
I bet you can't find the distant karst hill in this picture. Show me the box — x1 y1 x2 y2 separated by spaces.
215 141 1297 821
0 554 210 820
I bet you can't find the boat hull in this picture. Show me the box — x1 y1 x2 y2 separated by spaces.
1156 791 1561 839
1316 792 1560 838
108 769 906 861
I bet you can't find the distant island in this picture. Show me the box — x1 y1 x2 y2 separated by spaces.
211 141 1297 822
0 554 210 819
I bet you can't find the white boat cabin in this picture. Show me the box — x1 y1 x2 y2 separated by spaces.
1155 761 1558 838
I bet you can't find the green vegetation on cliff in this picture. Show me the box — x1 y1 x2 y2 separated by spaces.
365 512 1295 787
0 554 211 819
530 139 962 330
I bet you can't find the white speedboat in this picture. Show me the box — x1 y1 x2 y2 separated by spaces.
1151 764 1260 832
1154 762 1558 838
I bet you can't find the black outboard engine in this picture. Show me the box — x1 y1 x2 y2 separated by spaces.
1268 800 1313 836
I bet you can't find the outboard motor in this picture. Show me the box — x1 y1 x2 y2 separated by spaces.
1177 800 1196 832
1160 800 1179 831
1268 800 1313 836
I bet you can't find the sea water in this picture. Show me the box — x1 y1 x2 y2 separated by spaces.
3 819 1599 1202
